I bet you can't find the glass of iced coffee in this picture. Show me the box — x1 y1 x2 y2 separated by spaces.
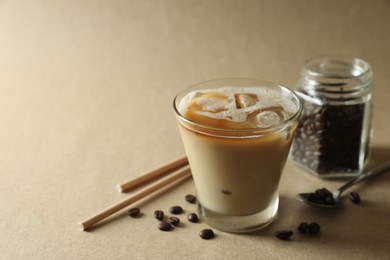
173 78 302 233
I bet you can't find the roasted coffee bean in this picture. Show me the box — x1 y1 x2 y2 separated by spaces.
187 213 198 223
127 207 140 218
221 189 232 195
315 188 333 198
199 229 214 240
307 188 336 206
169 206 183 215
185 194 197 204
324 196 336 205
158 222 172 231
308 223 321 234
348 192 361 204
274 230 293 240
168 217 180 226
154 210 164 220
298 222 309 233
292 102 366 175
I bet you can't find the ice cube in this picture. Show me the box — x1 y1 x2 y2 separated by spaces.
234 93 258 109
256 110 282 128
196 93 232 112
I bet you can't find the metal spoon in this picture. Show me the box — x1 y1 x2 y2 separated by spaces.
298 162 390 208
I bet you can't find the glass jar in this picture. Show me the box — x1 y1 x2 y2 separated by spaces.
291 55 373 178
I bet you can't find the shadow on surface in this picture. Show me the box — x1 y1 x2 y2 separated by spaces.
353 145 390 191
366 145 390 169
246 146 390 255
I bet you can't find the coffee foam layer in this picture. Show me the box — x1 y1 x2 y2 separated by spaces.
179 87 297 125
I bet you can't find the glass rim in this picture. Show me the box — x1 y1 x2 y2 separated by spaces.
173 78 303 136
302 54 372 79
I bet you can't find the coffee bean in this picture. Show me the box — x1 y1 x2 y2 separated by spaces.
221 189 232 195
168 216 180 226
324 196 336 205
308 223 321 234
298 222 309 233
127 207 140 218
185 194 197 204
187 213 198 223
274 230 293 240
348 192 361 204
158 222 172 231
199 229 214 240
154 210 164 220
315 188 333 198
169 206 183 215
292 101 366 175
307 188 336 206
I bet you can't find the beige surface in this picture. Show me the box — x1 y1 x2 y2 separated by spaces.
1 0 390 259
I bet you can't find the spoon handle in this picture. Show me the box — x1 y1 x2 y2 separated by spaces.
337 161 390 194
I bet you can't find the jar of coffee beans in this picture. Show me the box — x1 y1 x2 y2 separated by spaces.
291 55 373 177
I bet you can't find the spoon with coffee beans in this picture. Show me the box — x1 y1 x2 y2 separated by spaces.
298 162 390 208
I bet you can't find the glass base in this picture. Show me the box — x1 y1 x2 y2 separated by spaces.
198 196 279 233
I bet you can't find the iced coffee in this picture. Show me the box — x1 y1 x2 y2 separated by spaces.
173 79 302 232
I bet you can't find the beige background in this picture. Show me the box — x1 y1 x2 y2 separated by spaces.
1 0 390 259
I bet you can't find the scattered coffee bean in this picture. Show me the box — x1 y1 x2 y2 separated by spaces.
199 229 214 240
127 207 140 218
298 222 309 233
308 223 321 234
297 222 321 234
168 216 180 226
348 192 361 204
187 213 199 223
185 194 197 204
169 206 183 215
221 189 232 195
158 222 172 231
274 230 293 240
154 210 164 220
